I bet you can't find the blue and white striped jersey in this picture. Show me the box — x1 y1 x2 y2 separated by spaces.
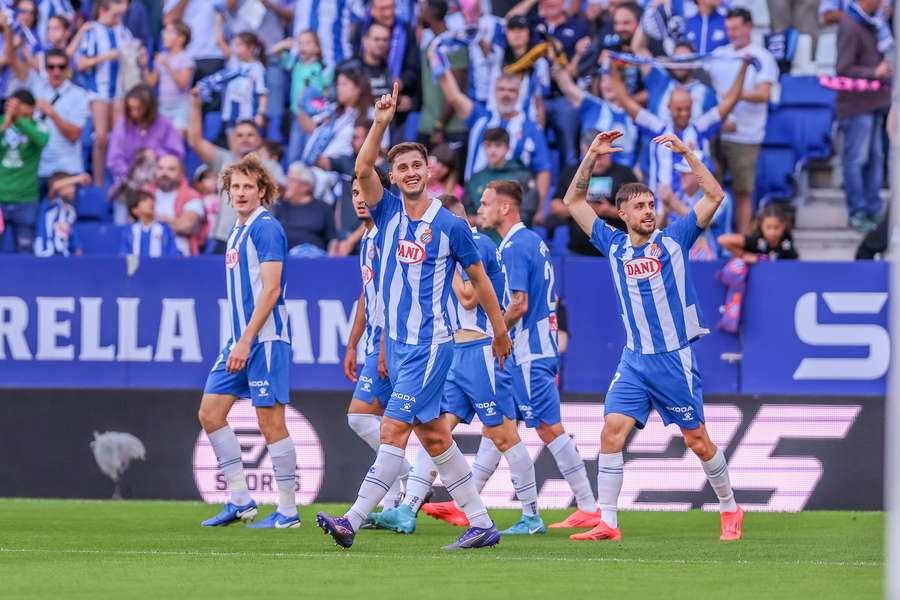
464 104 551 180
37 0 75 47
499 222 558 364
579 94 638 168
292 0 352 69
359 224 384 356
77 21 133 101
372 190 480 346
120 221 179 258
487 56 549 122
635 107 721 195
590 211 709 355
224 207 291 348
644 68 718 123
34 198 80 257
221 58 267 125
447 229 504 337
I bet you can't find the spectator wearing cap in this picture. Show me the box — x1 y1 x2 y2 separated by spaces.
835 0 892 233
658 151 733 260
0 88 49 253
154 153 207 256
706 7 778 234
275 162 341 257
463 127 539 225
548 129 637 256
435 64 551 223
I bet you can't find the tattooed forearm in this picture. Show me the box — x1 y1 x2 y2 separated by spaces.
574 158 596 191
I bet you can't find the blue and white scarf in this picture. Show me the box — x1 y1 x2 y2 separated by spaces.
848 0 894 55
605 50 761 73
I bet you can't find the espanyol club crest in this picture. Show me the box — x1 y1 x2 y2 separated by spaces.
419 228 432 244
225 248 240 268
647 243 661 258
624 256 661 280
362 265 374 284
397 239 426 264
367 245 375 260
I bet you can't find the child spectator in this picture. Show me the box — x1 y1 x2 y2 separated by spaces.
273 30 332 166
192 164 219 234
141 20 194 134
4 0 40 97
426 143 463 201
219 30 267 131
109 147 157 223
718 204 799 262
120 189 179 257
33 171 90 256
259 138 284 167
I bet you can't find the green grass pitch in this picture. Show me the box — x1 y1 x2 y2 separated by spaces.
0 500 883 599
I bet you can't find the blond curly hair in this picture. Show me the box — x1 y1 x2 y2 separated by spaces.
220 153 280 208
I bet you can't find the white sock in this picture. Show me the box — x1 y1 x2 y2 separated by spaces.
547 434 598 513
504 441 539 517
597 452 624 528
702 448 738 513
346 444 406 530
404 445 437 513
432 442 492 529
471 436 502 493
268 436 297 517
347 413 381 451
208 426 251 506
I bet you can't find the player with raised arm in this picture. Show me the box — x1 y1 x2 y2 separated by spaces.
315 83 513 550
342 173 411 511
563 130 743 542
198 154 299 529
369 194 544 536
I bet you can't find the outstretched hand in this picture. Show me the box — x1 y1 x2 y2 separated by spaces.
374 80 399 126
588 130 624 157
652 133 691 156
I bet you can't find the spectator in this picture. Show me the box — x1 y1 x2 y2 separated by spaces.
37 0 75 49
109 146 157 222
548 129 637 256
768 0 819 39
359 22 393 100
33 171 88 257
0 89 49 253
658 151 733 260
685 0 729 55
106 83 184 183
836 0 892 233
707 8 778 234
259 138 284 166
37 14 73 69
4 0 40 97
821 0 894 59
718 204 798 262
275 162 340 257
27 49 90 187
579 2 645 101
611 57 749 199
417 0 469 150
120 189 180 257
274 30 332 166
450 0 504 108
292 0 352 69
123 0 151 52
215 30 267 130
163 0 225 83
436 67 551 221
141 20 194 134
76 0 133 184
154 153 206 256
639 0 687 56
637 41 718 123
426 143 463 201
328 121 376 241
490 14 548 124
551 60 637 167
192 164 219 229
463 127 538 223
187 87 285 252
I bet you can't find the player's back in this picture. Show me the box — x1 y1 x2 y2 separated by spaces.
448 230 505 336
499 223 558 363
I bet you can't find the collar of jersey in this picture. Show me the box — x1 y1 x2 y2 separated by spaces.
624 228 661 250
401 196 441 224
237 206 266 230
365 224 379 239
499 221 526 250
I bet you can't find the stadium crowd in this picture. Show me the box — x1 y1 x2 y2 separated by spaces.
0 0 891 260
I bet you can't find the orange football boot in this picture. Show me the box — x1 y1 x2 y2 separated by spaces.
569 520 622 541
420 501 469 527
548 508 603 528
720 506 744 541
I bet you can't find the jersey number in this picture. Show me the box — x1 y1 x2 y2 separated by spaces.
543 261 557 311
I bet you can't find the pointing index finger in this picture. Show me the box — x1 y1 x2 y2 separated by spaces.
391 81 400 105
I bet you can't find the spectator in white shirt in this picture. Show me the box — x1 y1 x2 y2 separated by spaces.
153 153 206 256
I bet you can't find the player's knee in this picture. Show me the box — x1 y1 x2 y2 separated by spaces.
197 405 225 432
600 425 628 452
484 424 519 452
683 429 715 460
536 422 564 445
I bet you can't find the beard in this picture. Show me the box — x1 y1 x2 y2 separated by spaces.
156 177 178 192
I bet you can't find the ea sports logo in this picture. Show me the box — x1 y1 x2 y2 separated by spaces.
192 400 325 505
225 248 239 269
397 240 426 264
625 256 661 280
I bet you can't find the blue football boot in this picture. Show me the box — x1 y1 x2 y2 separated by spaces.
500 514 546 535
201 500 258 527
247 511 301 529
316 512 356 549
367 505 417 534
442 524 501 550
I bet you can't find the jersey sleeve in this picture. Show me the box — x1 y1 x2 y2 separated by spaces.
370 188 402 230
448 219 480 269
251 217 287 262
694 106 722 136
634 108 665 136
77 25 97 59
589 219 626 255
465 102 489 129
664 208 703 250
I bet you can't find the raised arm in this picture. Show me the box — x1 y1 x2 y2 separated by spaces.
355 81 398 208
561 130 624 236
609 65 643 120
550 60 585 108
716 58 751 120
652 133 724 228
433 53 474 120
187 87 217 164
464 261 512 368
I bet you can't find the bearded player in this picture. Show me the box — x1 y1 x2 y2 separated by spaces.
562 130 743 542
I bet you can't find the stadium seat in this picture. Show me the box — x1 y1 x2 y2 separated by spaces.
203 111 223 142
75 185 113 222
75 223 127 254
0 229 14 253
754 145 797 207
550 226 569 257
776 76 836 160
779 75 837 108
764 108 805 156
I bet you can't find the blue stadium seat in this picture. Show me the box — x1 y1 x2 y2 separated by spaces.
75 185 112 221
203 111 223 142
776 75 836 160
75 223 127 255
0 229 14 253
779 75 837 108
754 145 797 207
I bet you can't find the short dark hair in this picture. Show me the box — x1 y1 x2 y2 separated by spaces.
615 182 654 209
127 189 154 220
234 119 261 135
387 142 428 165
48 14 70 32
352 167 390 189
616 1 643 22
170 20 192 46
486 180 523 206
44 48 68 68
726 7 753 24
425 0 448 21
439 193 461 210
263 139 283 162
483 127 510 146
11 88 35 106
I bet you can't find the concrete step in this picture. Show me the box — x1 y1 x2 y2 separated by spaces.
795 188 891 229
793 228 863 261
808 159 836 189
